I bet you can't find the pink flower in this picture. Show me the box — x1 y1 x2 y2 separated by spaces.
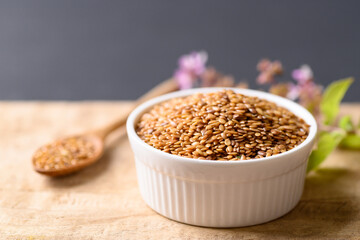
178 51 208 75
256 59 283 85
174 51 208 89
257 59 271 72
292 65 313 85
287 83 300 100
299 82 322 101
290 74 323 115
174 70 193 89
257 71 274 84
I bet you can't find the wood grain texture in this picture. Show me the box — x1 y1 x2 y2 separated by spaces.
0 102 359 240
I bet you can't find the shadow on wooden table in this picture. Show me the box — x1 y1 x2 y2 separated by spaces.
217 167 358 238
45 129 128 188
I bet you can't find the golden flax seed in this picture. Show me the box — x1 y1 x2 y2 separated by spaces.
136 90 309 161
33 136 96 170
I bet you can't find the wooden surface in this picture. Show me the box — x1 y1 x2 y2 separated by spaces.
1 102 360 240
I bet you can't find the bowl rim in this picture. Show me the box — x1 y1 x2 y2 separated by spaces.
126 87 318 166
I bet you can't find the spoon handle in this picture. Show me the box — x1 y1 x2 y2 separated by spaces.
94 78 179 139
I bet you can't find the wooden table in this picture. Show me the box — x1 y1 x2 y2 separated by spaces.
1 102 359 240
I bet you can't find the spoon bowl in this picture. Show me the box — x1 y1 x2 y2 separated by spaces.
32 134 104 177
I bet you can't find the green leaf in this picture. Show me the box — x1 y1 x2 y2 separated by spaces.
339 115 354 132
339 134 360 150
307 131 345 173
320 78 353 125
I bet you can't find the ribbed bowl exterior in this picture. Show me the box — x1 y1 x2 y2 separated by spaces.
127 88 317 227
132 143 310 227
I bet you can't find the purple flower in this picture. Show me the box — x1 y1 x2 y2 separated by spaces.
292 65 313 85
298 81 323 115
178 51 208 75
174 51 208 89
287 83 300 100
174 70 193 89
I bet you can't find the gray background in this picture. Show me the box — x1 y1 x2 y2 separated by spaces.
0 0 359 101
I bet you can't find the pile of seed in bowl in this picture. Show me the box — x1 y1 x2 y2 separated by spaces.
136 90 309 161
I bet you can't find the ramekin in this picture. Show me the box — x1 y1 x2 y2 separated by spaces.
126 88 317 227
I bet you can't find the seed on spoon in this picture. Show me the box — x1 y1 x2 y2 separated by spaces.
33 136 96 171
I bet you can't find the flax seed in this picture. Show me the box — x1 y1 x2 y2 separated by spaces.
136 90 309 161
33 136 96 170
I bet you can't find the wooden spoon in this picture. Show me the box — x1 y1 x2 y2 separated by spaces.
32 79 179 177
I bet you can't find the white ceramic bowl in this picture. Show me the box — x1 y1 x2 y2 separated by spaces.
127 88 317 228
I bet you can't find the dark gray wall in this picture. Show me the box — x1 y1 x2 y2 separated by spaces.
0 0 359 101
